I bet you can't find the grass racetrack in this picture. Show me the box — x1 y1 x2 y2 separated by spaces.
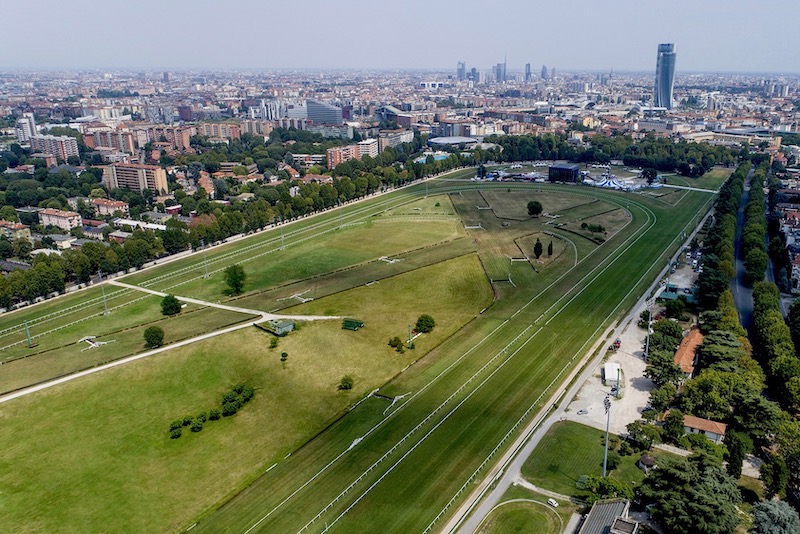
0 170 717 534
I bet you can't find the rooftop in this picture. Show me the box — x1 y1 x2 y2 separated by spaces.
673 326 702 374
683 414 727 436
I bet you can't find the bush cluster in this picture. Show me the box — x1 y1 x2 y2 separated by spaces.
388 336 404 353
167 384 255 439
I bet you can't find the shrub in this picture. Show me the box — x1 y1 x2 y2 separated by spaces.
208 408 221 421
196 412 207 423
232 384 245 394
182 415 193 427
222 391 238 404
241 386 255 403
222 401 240 417
605 450 621 470
169 420 183 432
339 375 354 390
269 337 279 349
170 428 182 439
190 419 203 432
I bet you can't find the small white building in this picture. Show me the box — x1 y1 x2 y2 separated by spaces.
603 362 621 386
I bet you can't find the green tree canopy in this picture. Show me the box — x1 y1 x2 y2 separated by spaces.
161 294 182 316
223 264 247 295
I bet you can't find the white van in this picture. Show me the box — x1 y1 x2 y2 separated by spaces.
547 498 559 507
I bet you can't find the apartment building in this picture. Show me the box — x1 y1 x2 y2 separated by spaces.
103 163 168 193
29 135 80 161
38 208 82 231
91 198 130 217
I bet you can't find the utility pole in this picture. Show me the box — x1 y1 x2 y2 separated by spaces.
602 395 612 477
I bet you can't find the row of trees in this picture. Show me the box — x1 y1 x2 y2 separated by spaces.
0 231 164 308
743 163 770 285
484 132 738 176
695 163 749 308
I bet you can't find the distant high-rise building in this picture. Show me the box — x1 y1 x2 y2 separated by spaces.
469 67 477 82
306 99 344 125
541 65 548 80
550 67 556 80
496 63 504 83
104 163 168 194
524 63 532 82
163 71 170 83
15 112 36 143
654 43 676 109
457 61 466 81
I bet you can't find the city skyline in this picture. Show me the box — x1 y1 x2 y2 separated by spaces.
3 0 800 74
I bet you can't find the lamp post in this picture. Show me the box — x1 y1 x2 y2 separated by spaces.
602 395 612 477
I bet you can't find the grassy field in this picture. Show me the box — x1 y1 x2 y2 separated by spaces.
521 421 677 498
0 304 254 394
668 166 733 191
0 172 717 534
191 182 714 533
0 254 492 533
477 500 560 534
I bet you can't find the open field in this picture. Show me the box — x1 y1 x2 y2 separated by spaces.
0 253 491 533
191 182 714 533
0 172 717 534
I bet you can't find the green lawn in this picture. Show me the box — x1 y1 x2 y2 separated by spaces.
521 421 679 499
477 500 560 534
668 166 733 191
0 254 492 534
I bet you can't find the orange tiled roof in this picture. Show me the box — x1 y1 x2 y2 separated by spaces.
674 326 703 374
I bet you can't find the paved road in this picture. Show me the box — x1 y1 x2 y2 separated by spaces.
446 199 716 534
732 167 755 332
108 281 339 321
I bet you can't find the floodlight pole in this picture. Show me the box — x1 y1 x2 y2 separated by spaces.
280 215 285 250
338 199 343 230
644 297 654 361
602 395 612 477
407 324 414 349
24 320 33 348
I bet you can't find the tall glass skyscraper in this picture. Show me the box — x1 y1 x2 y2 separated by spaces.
654 43 676 109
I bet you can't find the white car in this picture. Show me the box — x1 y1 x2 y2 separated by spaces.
547 498 559 507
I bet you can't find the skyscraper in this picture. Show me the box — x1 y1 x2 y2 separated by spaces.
524 63 531 82
541 65 548 80
654 43 676 109
457 61 466 81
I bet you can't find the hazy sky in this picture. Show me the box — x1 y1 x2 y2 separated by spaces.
3 0 798 73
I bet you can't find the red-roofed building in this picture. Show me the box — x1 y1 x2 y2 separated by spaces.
38 208 81 231
91 198 130 217
682 414 727 444
673 326 702 380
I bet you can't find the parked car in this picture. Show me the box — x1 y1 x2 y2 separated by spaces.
547 498 559 508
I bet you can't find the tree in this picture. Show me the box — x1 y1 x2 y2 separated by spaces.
144 326 164 348
415 314 435 333
645 350 684 387
223 264 246 295
527 200 543 217
724 431 753 480
338 375 353 390
663 409 685 443
761 454 790 499
648 383 677 412
639 454 741 534
664 298 686 319
161 294 182 316
533 238 543 259
547 240 553 257
749 500 800 534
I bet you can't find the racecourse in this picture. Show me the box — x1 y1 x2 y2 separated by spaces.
0 168 717 534
191 179 714 533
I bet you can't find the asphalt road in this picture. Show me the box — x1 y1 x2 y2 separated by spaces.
732 166 754 332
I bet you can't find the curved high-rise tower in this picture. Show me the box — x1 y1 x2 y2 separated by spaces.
654 43 676 109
